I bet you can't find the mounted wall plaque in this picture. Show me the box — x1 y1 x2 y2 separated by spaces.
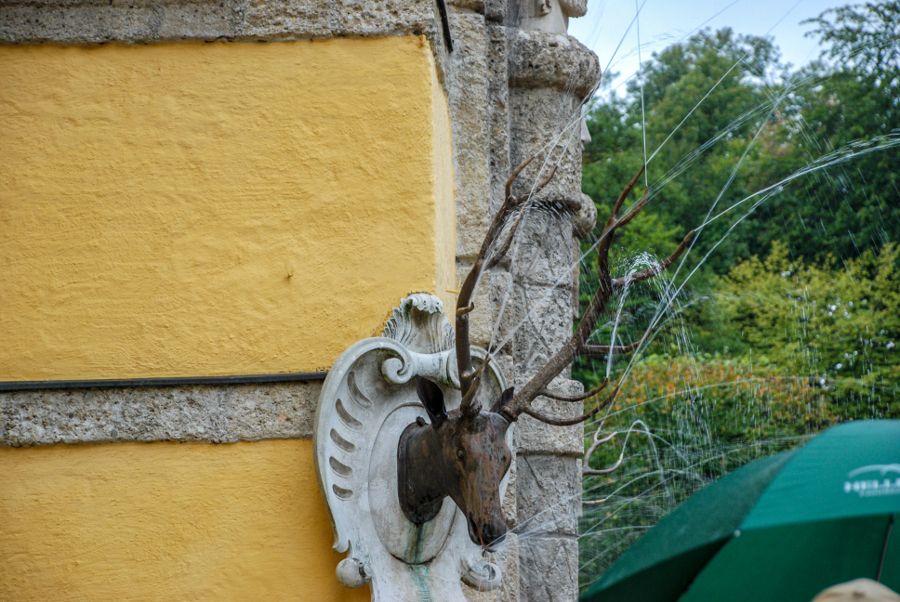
314 293 510 600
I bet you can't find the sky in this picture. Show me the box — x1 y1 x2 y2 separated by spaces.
568 0 848 97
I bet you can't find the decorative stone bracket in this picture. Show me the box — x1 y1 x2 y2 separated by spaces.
313 293 511 601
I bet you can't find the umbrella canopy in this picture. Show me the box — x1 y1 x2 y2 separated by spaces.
582 420 900 602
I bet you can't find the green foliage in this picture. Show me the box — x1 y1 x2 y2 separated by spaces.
583 27 787 275
577 3 899 591
578 252 900 587
765 55 899 261
802 1 899 77
713 241 899 410
752 2 900 261
579 354 842 589
582 17 898 274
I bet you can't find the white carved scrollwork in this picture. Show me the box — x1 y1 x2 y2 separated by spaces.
314 294 510 601
382 292 454 353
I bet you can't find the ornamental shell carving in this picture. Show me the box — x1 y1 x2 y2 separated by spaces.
382 292 454 353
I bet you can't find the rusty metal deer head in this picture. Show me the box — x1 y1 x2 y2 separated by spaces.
398 378 514 549
397 158 694 550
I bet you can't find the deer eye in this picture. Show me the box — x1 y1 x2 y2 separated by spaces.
456 448 466 461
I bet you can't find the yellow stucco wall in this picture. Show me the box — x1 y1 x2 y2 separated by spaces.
0 37 456 381
0 440 369 601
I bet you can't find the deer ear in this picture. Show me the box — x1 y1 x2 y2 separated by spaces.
416 378 447 429
491 387 515 414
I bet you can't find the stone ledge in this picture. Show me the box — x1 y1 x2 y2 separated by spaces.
0 0 440 45
501 192 596 239
508 28 599 98
0 381 321 447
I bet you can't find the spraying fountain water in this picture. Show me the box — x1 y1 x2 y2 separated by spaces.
455 2 900 597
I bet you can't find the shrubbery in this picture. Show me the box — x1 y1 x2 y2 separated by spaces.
578 242 899 588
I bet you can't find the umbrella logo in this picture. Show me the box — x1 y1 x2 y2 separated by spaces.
843 464 900 498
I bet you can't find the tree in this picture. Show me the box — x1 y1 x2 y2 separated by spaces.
803 1 899 78
778 1 900 261
583 12 898 276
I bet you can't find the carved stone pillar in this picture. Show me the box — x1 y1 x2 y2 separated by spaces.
506 3 599 600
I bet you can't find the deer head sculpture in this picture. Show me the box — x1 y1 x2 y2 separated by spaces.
397 158 694 550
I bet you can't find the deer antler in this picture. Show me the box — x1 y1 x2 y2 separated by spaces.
455 156 552 416
456 159 693 425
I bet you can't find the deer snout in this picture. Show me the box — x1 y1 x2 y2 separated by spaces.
482 518 508 551
467 512 508 551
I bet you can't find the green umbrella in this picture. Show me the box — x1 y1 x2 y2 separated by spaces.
582 420 900 602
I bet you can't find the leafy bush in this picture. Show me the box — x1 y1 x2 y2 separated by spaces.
578 244 899 590
579 354 863 590
710 241 899 412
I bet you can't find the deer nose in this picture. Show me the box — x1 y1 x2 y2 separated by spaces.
481 520 508 551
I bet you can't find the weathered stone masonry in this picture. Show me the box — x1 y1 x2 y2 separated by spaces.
0 1 599 599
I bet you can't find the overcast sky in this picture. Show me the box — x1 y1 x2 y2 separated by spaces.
568 0 848 96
